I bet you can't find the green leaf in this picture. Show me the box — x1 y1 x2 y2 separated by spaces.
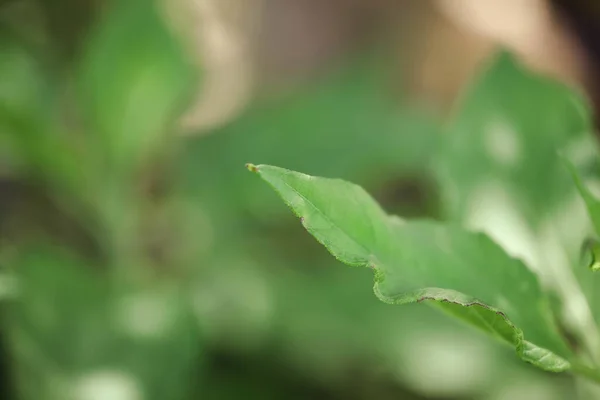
0 31 44 118
580 238 600 272
247 163 573 372
564 156 600 237
0 31 45 169
433 51 596 288
437 51 593 226
78 0 194 171
0 29 84 194
5 247 200 400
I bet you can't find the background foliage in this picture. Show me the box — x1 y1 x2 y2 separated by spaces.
2 0 600 399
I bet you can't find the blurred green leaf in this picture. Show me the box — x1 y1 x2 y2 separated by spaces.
5 247 200 400
0 29 83 195
580 238 600 272
562 155 600 339
0 27 47 158
78 0 194 171
564 156 600 237
0 33 44 117
436 51 594 226
248 164 573 372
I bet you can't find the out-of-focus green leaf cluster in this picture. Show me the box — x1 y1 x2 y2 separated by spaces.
0 1 201 399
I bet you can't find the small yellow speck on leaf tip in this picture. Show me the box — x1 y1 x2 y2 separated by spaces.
245 163 259 172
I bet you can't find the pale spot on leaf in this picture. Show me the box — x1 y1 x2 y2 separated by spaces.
72 371 141 400
465 183 539 274
562 135 598 166
586 178 600 199
397 332 491 396
117 293 175 339
484 119 521 166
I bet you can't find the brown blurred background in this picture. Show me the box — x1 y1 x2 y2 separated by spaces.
175 0 599 132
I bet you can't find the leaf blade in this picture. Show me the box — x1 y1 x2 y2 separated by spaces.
249 163 573 371
78 0 195 170
563 156 600 236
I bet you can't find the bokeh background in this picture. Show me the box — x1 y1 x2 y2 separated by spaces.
2 0 600 399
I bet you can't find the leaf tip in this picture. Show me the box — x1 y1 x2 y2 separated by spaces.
245 163 259 173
